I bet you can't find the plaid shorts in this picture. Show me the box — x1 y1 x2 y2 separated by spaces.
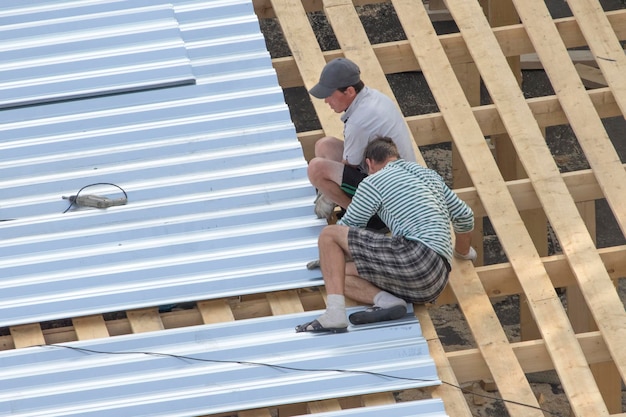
347 227 450 303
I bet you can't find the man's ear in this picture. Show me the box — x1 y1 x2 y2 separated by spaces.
365 158 373 174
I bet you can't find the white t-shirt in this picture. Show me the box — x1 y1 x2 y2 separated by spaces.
340 86 416 170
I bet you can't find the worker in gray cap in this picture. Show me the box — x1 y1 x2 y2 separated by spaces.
307 58 416 230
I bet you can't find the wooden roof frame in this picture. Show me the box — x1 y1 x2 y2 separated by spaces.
256 0 626 416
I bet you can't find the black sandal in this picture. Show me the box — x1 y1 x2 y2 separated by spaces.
348 305 407 325
295 319 348 333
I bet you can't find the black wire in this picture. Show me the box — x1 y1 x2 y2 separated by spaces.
51 181 559 416
41 343 565 417
62 182 128 213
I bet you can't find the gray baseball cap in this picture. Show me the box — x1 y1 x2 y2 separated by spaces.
309 58 361 99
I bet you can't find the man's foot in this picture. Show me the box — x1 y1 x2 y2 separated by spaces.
295 319 348 333
348 305 407 325
314 192 336 219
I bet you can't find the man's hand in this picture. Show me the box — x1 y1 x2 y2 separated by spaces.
454 246 477 262
453 231 475 261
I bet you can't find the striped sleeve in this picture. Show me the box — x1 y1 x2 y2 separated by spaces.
443 186 474 233
337 179 381 228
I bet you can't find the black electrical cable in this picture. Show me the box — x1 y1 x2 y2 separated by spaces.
62 182 127 213
41 343 566 417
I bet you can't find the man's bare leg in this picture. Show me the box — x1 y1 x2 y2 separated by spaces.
344 256 407 324
296 225 407 333
323 227 407 325
308 158 351 209
296 225 350 332
318 224 349 294
307 137 352 217
313 136 343 160
343 261 380 305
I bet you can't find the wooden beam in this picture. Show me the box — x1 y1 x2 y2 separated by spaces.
266 290 305 315
270 0 344 139
307 399 343 413
72 315 109 340
400 0 612 413
361 392 396 406
487 0 544 346
404 86 621 146
197 299 235 324
447 331 614 384
414 305 473 417
514 0 626 247
572 202 620 413
297 87 621 148
575 63 608 88
512 0 626 386
126 307 164 333
451 61 484 264
254 0 388 18
521 50 602 70
10 323 45 349
567 0 626 118
455 165 626 220
254 0 453 20
269 10 626 88
447 256 543 416
522 8 626 407
239 409 273 417
437 245 626 304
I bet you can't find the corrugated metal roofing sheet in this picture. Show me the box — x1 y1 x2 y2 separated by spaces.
0 309 440 416
0 0 195 109
0 1 444 416
0 0 326 327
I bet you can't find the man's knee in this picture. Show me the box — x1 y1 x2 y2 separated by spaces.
308 157 344 187
307 157 327 185
318 225 334 245
314 136 343 159
319 225 349 247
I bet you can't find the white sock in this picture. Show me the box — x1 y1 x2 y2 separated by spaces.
326 294 345 310
373 291 406 309
316 294 348 328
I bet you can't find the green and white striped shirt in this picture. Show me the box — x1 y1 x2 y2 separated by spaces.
338 159 474 263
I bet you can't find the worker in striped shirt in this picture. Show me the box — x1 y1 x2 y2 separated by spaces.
297 137 475 333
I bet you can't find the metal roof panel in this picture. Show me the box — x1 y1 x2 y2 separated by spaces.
0 0 325 327
0 308 439 416
0 1 444 416
0 0 195 109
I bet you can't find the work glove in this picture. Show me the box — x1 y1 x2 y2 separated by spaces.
306 259 320 270
454 246 477 262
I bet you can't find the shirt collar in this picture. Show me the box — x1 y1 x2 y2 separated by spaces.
340 86 369 123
